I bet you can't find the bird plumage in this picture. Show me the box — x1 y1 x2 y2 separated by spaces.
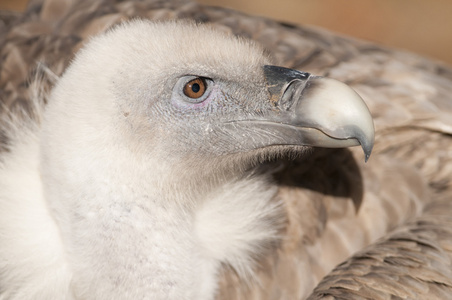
1 0 452 299
1 19 288 299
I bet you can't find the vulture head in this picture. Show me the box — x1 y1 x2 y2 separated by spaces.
42 20 373 187
26 20 374 298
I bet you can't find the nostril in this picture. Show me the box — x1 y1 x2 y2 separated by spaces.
263 65 311 109
278 80 304 111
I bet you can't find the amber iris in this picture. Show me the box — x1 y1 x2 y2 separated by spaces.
183 78 206 99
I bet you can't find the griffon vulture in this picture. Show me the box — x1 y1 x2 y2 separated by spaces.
0 0 452 299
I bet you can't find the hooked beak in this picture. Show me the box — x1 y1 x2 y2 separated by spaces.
263 65 375 161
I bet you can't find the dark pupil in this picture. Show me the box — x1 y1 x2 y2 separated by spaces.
191 83 200 93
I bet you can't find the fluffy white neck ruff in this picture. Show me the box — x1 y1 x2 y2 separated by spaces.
0 128 283 300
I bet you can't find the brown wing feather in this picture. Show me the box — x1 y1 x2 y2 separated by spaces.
1 0 452 299
308 197 452 299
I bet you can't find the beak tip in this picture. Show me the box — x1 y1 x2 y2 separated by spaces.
360 133 374 163
356 125 374 163
364 149 372 163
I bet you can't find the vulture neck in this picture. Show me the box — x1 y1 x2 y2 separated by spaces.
45 151 282 299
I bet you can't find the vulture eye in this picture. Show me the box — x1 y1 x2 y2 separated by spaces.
183 77 206 99
174 75 213 105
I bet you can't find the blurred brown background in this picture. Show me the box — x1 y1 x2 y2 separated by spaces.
1 0 452 65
